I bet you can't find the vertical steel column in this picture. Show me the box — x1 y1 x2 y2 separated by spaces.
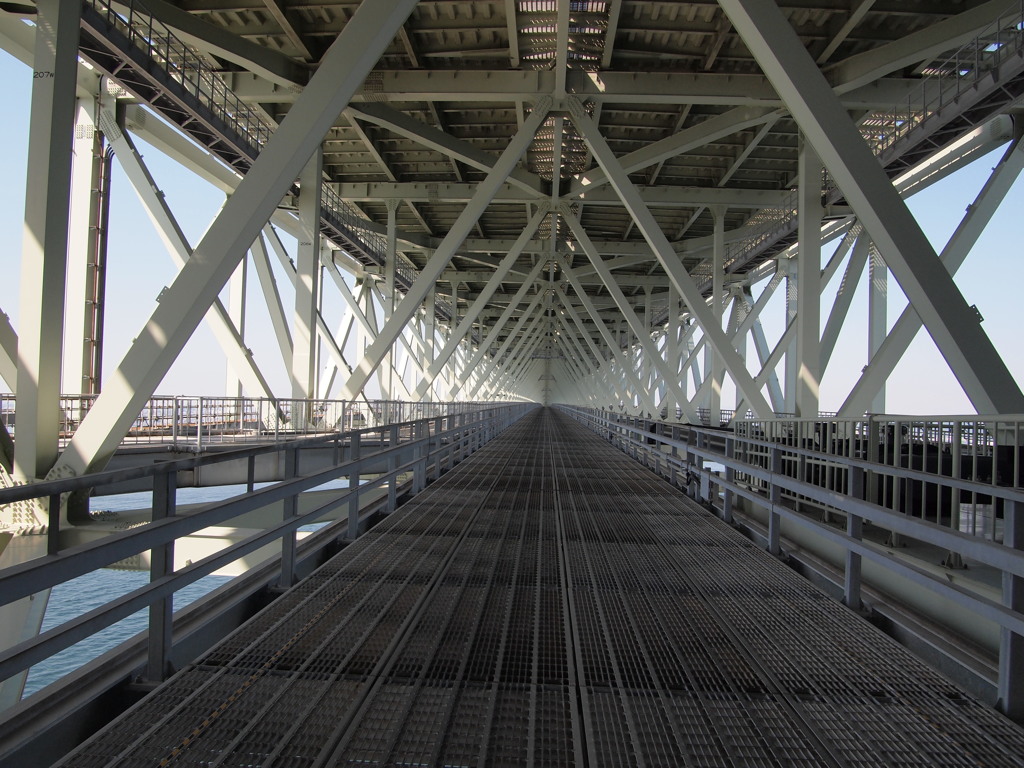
13 0 80 485
709 206 725 425
147 469 177 682
226 257 248 398
413 421 427 493
348 432 362 540
65 98 108 397
999 498 1024 719
280 447 299 587
845 466 865 610
796 135 822 417
784 257 798 414
432 416 443 479
384 198 399 401
723 437 735 524
769 445 782 556
868 245 888 413
292 150 323 404
388 423 399 512
424 283 437 398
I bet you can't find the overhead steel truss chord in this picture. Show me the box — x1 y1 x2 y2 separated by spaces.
719 0 1024 415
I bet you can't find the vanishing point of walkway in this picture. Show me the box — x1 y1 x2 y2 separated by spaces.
57 409 1024 766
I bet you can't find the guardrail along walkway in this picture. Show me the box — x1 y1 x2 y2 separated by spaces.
59 409 1024 767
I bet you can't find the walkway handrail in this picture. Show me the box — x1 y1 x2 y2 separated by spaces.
558 405 1024 644
0 393 503 450
0 403 535 694
866 0 1024 156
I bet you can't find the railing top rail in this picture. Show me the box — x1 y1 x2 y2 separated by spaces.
560 406 1024 499
0 404 524 505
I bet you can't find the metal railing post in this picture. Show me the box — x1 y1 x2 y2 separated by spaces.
723 437 735 524
697 432 710 501
348 431 362 539
246 453 256 494
413 421 427 494
147 468 177 682
845 466 865 611
279 446 299 588
433 416 443 479
999 498 1024 719
769 445 782 556
47 492 62 556
388 423 399 512
196 396 204 452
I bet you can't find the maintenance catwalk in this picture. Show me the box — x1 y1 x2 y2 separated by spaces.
59 409 1024 767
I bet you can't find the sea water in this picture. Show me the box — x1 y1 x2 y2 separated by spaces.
22 478 346 697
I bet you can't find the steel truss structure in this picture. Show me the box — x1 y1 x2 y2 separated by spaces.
2 0 1024 741
0 1 1023 483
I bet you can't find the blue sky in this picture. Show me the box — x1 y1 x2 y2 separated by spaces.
0 48 1021 414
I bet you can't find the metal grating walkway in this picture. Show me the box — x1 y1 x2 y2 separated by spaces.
58 409 1024 767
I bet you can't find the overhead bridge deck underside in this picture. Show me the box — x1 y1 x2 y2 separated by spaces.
61 410 1024 767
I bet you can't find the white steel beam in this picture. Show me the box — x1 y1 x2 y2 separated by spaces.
364 280 416 401
741 289 785 412
250 231 293 366
567 105 776 198
64 98 100 394
319 310 355 399
472 311 547 399
322 259 433 387
795 137 823 417
450 260 547 398
325 67 924 109
464 292 547 400
820 234 870 371
841 132 1024 415
734 321 798 417
226 254 247 398
0 311 16 392
504 0 519 68
708 207 725 424
102 111 277 401
347 103 546 197
563 211 699 422
868 245 888 413
414 208 547 399
339 98 551 401
554 0 569 98
721 0 1024 414
568 99 773 418
817 0 876 64
555 312 598 375
557 265 658 415
292 152 322 399
55 0 421 477
14 0 80 482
